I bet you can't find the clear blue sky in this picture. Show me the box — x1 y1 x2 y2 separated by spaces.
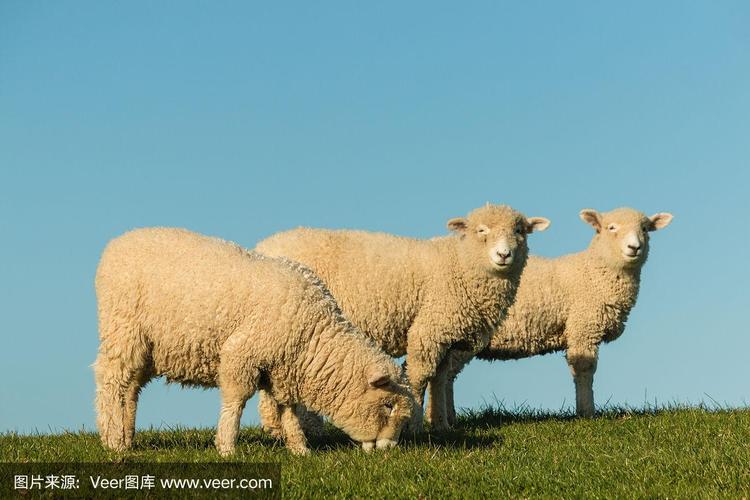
1 1 748 433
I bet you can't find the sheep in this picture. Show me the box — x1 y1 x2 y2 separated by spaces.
93 227 415 456
254 204 551 431
433 207 673 422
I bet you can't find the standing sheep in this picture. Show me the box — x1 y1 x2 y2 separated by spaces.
434 207 673 421
94 228 414 456
255 204 550 431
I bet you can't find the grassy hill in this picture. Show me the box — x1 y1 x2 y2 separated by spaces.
2 405 748 498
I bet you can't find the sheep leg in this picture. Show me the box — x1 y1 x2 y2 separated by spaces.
94 330 151 452
567 349 598 417
123 368 152 449
258 390 285 440
447 350 474 425
215 342 261 456
426 382 437 423
432 349 472 427
426 356 452 431
427 382 458 426
280 405 311 455
445 376 456 425
259 391 325 440
444 352 464 426
94 350 136 452
216 379 255 456
405 336 451 433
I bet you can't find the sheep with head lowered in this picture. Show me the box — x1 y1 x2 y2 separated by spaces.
94 227 414 456
255 204 550 431
433 207 673 422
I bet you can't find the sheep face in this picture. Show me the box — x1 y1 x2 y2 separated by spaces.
580 207 673 269
332 369 415 451
448 204 550 275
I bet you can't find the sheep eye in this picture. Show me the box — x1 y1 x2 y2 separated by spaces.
384 402 394 410
515 227 525 235
608 224 618 232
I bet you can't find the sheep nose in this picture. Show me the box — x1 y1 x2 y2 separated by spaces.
627 243 641 251
496 250 511 260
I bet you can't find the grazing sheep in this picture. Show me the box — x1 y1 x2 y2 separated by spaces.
255 204 550 431
435 207 673 421
94 228 414 456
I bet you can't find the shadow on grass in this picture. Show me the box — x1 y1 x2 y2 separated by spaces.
302 425 501 452
132 427 277 452
130 425 502 454
127 401 743 454
400 429 501 450
454 400 741 429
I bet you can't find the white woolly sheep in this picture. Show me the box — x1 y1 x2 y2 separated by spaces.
94 227 414 456
255 204 550 431
434 207 673 421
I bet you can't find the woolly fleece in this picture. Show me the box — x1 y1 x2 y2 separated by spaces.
255 204 550 430
437 207 673 420
93 228 414 455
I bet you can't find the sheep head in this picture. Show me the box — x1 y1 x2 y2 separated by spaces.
332 365 415 452
448 204 550 276
580 207 673 269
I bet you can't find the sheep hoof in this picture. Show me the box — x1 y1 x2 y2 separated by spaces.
102 435 128 452
376 439 398 450
215 442 236 457
262 426 285 441
288 445 311 456
432 421 452 433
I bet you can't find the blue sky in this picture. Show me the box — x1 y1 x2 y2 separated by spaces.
1 1 748 433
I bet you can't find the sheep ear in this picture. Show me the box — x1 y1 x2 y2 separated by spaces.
368 371 391 388
579 209 602 233
526 217 551 233
648 212 673 231
447 217 469 234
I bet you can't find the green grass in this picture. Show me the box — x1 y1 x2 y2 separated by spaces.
2 405 749 498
